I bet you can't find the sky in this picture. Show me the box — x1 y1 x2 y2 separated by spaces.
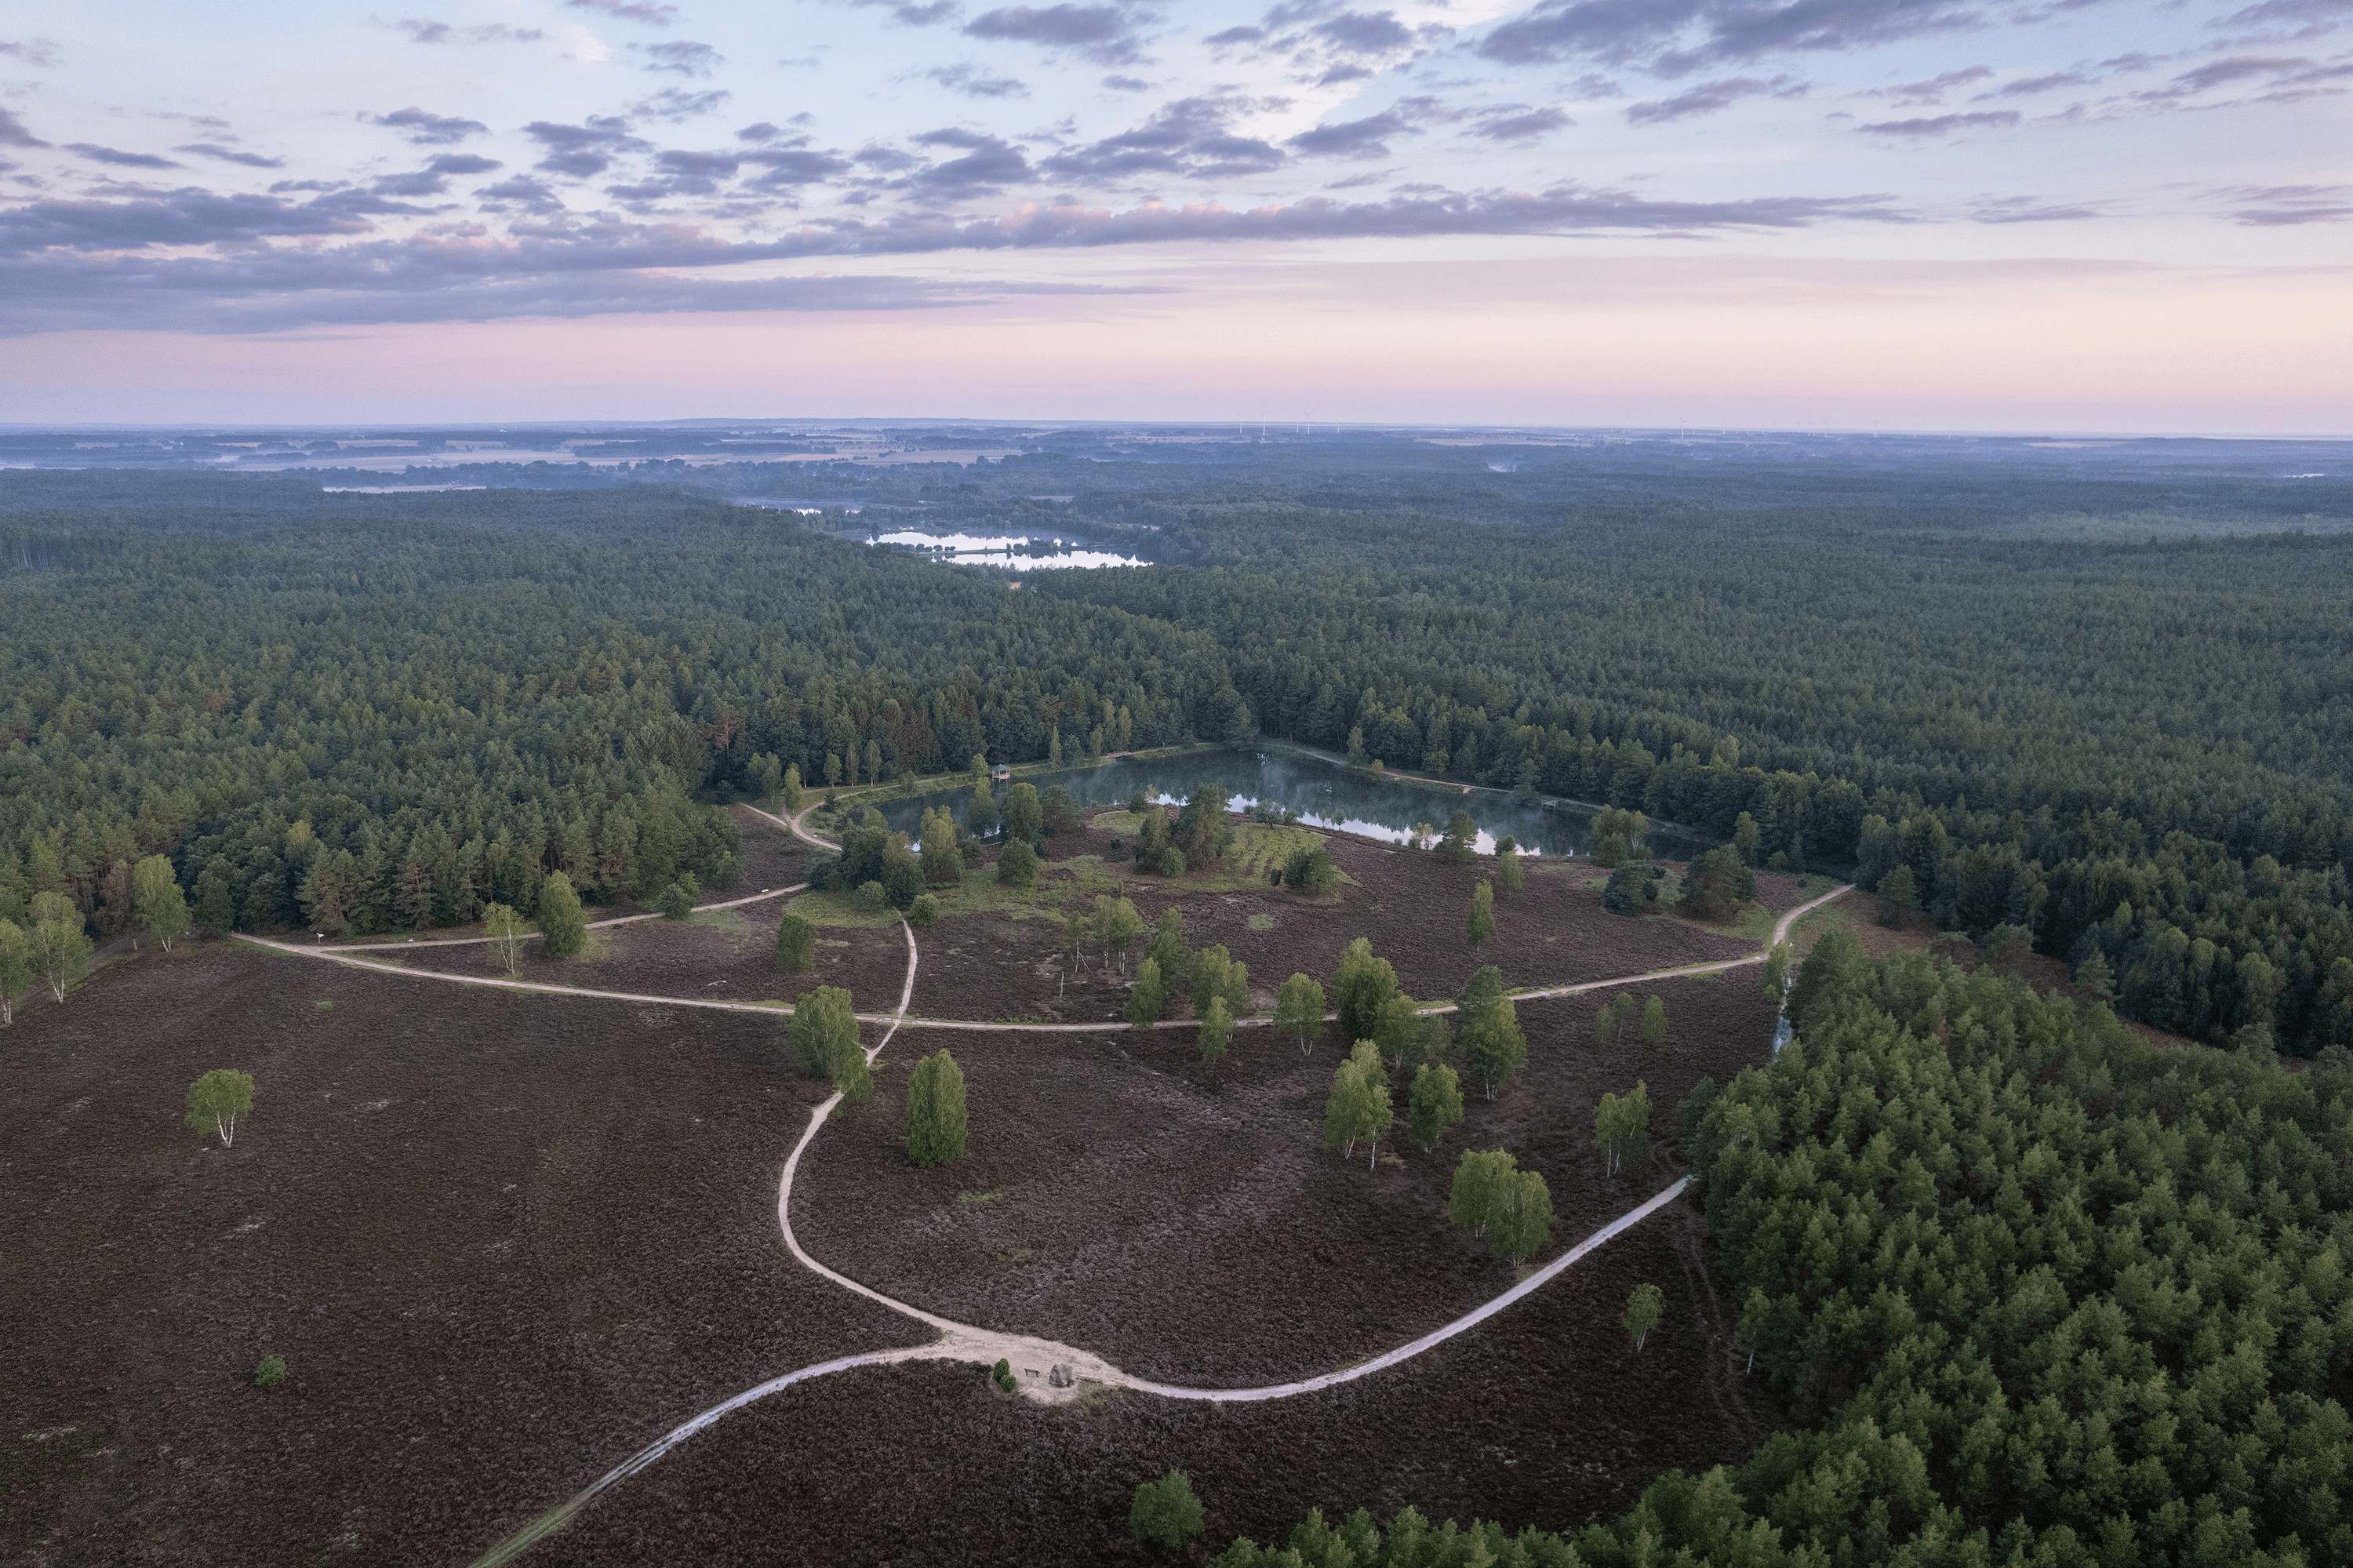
0 0 2347 431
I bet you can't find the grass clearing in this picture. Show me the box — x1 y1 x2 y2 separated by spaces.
1247 912 1275 932
1229 824 1326 882
686 907 747 936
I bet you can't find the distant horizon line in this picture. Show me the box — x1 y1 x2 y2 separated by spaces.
3 420 2350 443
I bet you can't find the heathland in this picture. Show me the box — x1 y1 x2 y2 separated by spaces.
5 429 2353 1565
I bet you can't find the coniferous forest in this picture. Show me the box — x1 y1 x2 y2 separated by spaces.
6 432 2349 1057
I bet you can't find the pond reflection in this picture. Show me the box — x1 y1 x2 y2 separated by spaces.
876 748 1707 860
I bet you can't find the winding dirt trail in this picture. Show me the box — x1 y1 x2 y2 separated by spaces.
451 800 1847 1561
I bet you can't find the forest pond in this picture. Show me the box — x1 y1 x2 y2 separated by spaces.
878 748 1707 860
869 531 1147 569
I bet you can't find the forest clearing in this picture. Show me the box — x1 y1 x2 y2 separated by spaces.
2 793 1815 1563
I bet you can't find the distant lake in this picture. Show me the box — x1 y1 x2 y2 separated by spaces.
868 531 1147 570
876 748 1707 860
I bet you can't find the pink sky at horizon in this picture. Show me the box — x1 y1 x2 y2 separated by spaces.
9 252 2347 435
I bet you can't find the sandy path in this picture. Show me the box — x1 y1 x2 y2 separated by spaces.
449 809 1842 1561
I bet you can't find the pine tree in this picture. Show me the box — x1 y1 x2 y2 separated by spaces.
1438 810 1478 862
2075 948 2117 1002
192 856 239 934
1877 862 1918 926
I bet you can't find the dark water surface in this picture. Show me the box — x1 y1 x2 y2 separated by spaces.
875 748 1707 860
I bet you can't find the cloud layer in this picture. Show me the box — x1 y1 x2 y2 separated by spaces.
0 0 2340 337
